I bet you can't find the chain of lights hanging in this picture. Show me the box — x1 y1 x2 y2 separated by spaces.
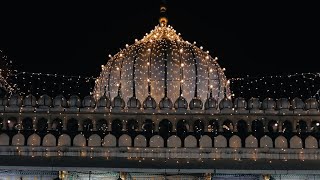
4 69 320 102
0 49 15 96
229 72 320 101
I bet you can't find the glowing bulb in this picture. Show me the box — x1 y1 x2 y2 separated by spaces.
181 63 184 67
210 85 213 88
210 69 213 72
147 79 150 82
200 46 203 50
179 49 183 53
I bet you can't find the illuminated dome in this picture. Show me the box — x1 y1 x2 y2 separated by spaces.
93 12 230 109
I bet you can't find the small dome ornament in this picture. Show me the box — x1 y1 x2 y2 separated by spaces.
112 84 125 110
68 95 81 108
143 95 157 109
159 96 173 110
189 97 203 110
38 94 52 107
23 94 37 107
234 97 247 110
53 94 67 107
248 97 261 110
174 95 188 110
204 88 217 110
97 94 111 108
127 96 141 109
262 98 275 110
82 95 96 108
291 97 304 109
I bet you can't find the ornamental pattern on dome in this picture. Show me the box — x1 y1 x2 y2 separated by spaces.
93 22 230 108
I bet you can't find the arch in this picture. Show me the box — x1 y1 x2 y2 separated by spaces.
27 133 41 146
305 136 318 149
193 119 204 138
237 120 248 134
111 119 122 136
222 119 234 132
51 118 63 132
251 119 264 136
245 135 258 148
214 135 227 148
126 119 138 136
73 134 86 147
88 134 101 147
296 120 308 133
158 119 172 139
67 118 78 132
184 135 197 147
42 134 56 146
142 119 155 138
282 120 292 133
176 119 189 138
260 135 273 148
199 135 212 148
37 118 48 132
229 135 241 148
22 117 33 130
167 135 181 147
58 134 71 146
83 119 93 132
103 134 116 147
118 134 132 147
134 135 147 147
268 120 279 132
96 119 108 132
0 133 9 145
310 121 320 133
290 135 302 148
7 117 18 130
208 119 219 133
149 135 164 147
275 136 288 148
12 133 25 146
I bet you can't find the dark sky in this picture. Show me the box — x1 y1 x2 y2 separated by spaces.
0 1 318 78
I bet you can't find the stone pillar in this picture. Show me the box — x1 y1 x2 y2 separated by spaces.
154 120 159 133
172 120 177 133
278 120 283 132
17 117 22 130
2 118 7 130
92 119 97 131
63 118 67 130
292 119 298 132
122 120 126 131
306 120 312 132
33 117 38 131
47 117 52 130
78 119 83 131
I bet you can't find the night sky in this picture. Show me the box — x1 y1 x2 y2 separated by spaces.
0 1 318 79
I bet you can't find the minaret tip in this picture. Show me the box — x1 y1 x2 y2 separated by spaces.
159 0 168 26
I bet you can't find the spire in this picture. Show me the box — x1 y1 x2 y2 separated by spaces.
159 0 168 26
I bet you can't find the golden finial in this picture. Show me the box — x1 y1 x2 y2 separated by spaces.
159 0 168 26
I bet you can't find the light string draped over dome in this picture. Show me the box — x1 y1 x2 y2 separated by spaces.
93 5 230 109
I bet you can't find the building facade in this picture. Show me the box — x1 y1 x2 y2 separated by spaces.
1 3 320 180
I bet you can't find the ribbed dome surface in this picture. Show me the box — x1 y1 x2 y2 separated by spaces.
94 25 230 107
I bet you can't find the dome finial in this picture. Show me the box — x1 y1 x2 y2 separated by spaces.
159 0 168 26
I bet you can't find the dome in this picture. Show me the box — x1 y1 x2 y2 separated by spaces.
143 95 157 109
68 95 81 108
291 97 305 109
97 94 111 108
53 95 67 107
204 97 218 110
276 98 290 110
112 94 125 109
305 98 318 110
174 96 188 110
262 98 275 110
189 97 203 110
23 94 37 107
93 24 230 107
8 94 22 107
159 97 173 110
234 97 247 110
247 97 261 110
219 97 233 109
82 95 96 108
38 94 52 107
127 96 141 109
